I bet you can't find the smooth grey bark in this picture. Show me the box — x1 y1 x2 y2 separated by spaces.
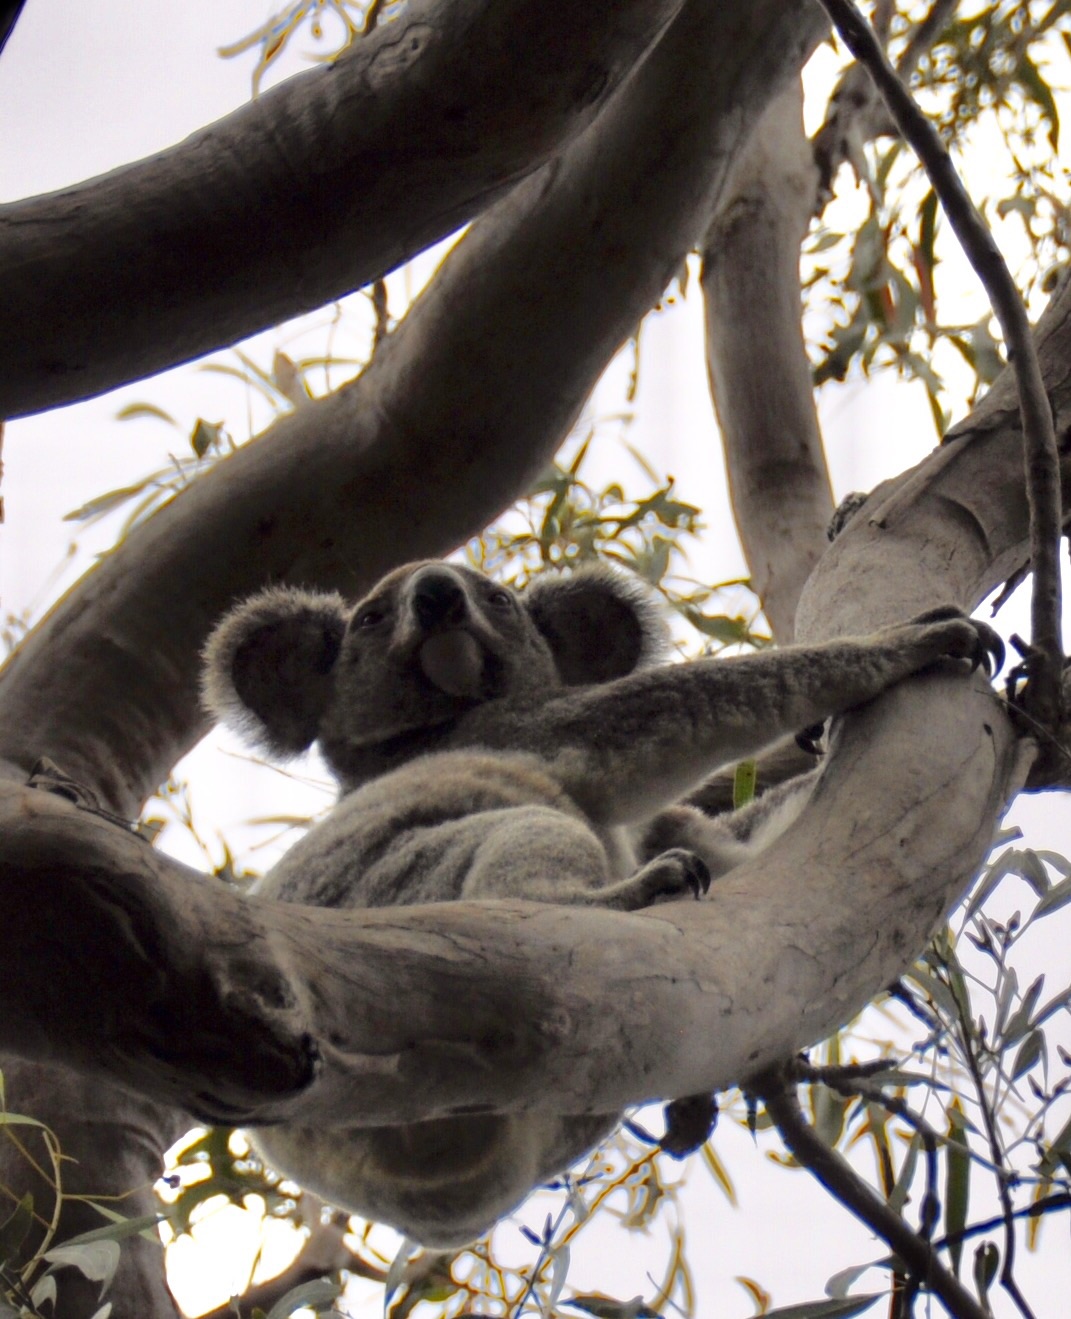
0 3 827 1313
701 80 834 642
0 0 687 418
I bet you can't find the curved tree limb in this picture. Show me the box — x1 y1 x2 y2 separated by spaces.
700 78 834 642
0 665 1025 1125
0 0 687 418
0 0 826 819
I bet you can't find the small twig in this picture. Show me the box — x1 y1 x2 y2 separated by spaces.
953 997 1040 1319
931 1193 1071 1255
371 277 390 351
816 0 1064 729
752 1062 991 1319
797 1061 944 1318
363 0 386 35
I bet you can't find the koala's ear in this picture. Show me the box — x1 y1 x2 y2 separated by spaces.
201 587 348 756
523 567 670 684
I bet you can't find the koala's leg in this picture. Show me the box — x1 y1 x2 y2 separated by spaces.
640 770 818 879
640 805 755 879
462 806 709 909
587 847 711 909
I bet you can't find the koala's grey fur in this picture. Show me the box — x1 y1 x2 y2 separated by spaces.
202 559 1000 1246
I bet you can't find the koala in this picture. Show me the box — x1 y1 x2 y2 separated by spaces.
202 559 1001 1246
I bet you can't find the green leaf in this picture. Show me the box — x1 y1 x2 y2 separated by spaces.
733 761 757 810
1017 850 1051 898
264 1277 343 1318
30 1275 58 1309
1011 1029 1045 1081
190 418 224 458
944 1100 970 1277
759 1297 881 1319
888 1130 922 1216
1033 873 1071 918
678 606 753 645
46 1212 165 1247
962 848 1023 923
1045 1106 1071 1160
44 1238 121 1286
63 480 158 523
973 1241 999 1304
115 402 177 426
0 1193 33 1268
1002 974 1045 1045
565 1295 662 1319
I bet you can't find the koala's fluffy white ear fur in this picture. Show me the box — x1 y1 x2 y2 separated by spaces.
201 586 348 756
523 567 670 685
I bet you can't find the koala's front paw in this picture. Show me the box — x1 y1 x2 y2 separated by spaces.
630 848 711 908
910 606 1005 676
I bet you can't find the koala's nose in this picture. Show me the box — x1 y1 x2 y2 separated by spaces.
411 568 467 629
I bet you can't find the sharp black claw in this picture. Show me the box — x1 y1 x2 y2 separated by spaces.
971 620 1004 676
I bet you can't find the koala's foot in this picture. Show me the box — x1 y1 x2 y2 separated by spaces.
590 848 711 911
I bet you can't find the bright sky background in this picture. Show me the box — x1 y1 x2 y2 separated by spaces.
1 3 1070 1317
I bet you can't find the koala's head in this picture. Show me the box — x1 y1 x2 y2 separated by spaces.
202 560 667 789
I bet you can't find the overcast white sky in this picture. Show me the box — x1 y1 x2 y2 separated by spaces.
1 4 1070 1317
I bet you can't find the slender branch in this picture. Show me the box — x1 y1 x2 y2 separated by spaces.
815 0 1064 730
931 1194 1071 1254
953 998 1039 1319
752 1062 991 1319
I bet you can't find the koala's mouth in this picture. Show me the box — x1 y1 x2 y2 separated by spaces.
417 629 489 698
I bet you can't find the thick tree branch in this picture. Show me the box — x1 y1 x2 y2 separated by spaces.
753 1063 991 1319
0 0 687 417
0 669 1022 1124
816 0 1064 726
0 0 825 819
701 79 834 641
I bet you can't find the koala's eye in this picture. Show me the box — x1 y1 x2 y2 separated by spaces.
353 605 387 630
486 588 513 610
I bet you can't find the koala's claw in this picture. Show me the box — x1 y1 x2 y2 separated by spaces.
653 848 711 901
604 848 711 910
911 606 1005 676
973 620 1005 676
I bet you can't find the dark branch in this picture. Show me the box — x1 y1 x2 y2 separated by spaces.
815 0 1064 734
752 1062 991 1319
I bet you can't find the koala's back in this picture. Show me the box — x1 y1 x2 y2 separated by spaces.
259 748 611 909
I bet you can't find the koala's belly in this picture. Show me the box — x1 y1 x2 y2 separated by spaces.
257 749 601 909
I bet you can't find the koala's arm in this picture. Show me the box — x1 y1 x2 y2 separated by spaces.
521 610 1002 823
